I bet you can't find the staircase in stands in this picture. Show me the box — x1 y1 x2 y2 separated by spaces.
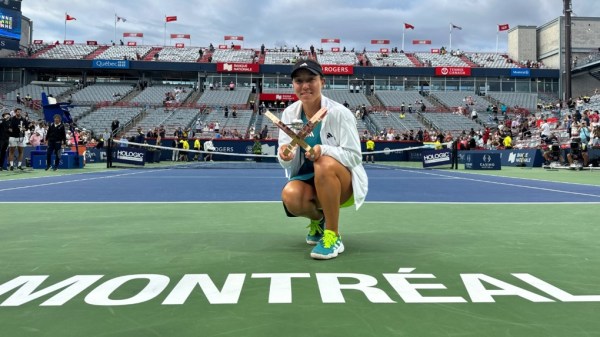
84 46 110 60
144 47 162 61
459 55 479 67
30 45 56 58
405 53 423 67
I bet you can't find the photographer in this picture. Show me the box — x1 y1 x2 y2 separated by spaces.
45 114 67 171
543 141 564 165
7 108 30 170
567 137 589 167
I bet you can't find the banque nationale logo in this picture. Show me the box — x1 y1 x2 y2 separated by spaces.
0 268 598 306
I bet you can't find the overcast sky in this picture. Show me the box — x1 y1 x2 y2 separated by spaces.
22 0 600 52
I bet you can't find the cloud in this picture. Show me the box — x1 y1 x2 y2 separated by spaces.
20 0 600 52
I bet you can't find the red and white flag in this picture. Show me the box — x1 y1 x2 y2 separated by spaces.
498 24 510 31
65 13 76 21
166 16 177 22
404 23 415 30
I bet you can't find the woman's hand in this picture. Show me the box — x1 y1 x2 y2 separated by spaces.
278 143 296 161
305 144 322 161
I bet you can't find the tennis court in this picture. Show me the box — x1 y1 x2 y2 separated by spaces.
1 162 599 336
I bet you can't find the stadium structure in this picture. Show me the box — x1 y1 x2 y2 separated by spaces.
1 0 600 149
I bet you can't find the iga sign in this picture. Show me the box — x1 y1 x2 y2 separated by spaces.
321 65 354 75
435 67 472 76
217 62 259 73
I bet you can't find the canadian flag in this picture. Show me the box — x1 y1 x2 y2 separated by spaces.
404 23 415 30
498 24 510 31
166 16 177 22
65 13 76 21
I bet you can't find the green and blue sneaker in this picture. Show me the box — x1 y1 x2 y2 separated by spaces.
310 230 344 260
306 217 325 245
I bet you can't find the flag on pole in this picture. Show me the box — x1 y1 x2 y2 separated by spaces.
498 24 510 31
117 16 127 22
451 23 462 30
404 23 415 30
65 13 76 21
166 16 177 22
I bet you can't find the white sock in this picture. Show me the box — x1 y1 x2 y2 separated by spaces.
18 162 22 167
9 161 13 166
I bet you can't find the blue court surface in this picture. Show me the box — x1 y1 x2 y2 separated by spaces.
0 165 599 203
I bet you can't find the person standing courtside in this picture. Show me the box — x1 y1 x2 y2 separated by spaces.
7 108 30 170
45 114 67 171
0 112 10 171
278 59 368 260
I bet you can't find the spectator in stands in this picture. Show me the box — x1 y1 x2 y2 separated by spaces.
503 133 513 149
224 106 229 118
540 118 551 143
471 109 478 120
229 81 235 91
16 93 21 105
260 124 269 139
343 100 350 108
408 103 413 114
232 107 238 118
29 130 42 147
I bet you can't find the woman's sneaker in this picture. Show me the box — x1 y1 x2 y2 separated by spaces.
310 230 344 260
306 217 325 245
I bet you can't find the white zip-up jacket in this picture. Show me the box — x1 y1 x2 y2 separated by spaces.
277 96 368 209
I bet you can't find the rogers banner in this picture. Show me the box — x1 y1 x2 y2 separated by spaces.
431 49 440 54
259 93 298 101
331 47 340 52
217 62 259 73
33 40 43 44
218 44 228 49
371 39 390 44
87 41 98 46
435 67 472 76
321 38 340 43
413 40 432 45
63 40 74 45
123 32 143 38
127 41 137 46
321 65 354 75
224 35 244 41
175 43 185 48
170 34 191 39
380 48 389 53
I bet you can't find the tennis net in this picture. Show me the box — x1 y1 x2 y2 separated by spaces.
108 140 442 170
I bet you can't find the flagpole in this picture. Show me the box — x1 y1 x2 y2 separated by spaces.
64 12 67 42
449 25 452 51
402 26 405 52
496 30 499 53
114 13 117 44
164 15 166 46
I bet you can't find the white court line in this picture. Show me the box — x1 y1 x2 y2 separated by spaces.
1 201 600 205
0 169 161 193
396 168 600 199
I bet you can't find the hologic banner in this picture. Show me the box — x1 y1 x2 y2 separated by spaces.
113 147 146 166
464 152 501 170
422 149 451 168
